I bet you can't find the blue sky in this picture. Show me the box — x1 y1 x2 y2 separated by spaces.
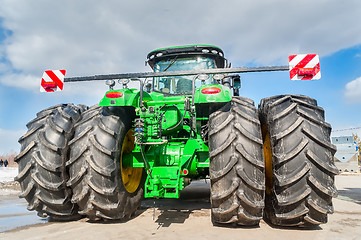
1 0 361 154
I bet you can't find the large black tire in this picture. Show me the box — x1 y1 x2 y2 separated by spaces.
67 105 145 220
14 104 85 219
259 95 338 226
209 97 265 226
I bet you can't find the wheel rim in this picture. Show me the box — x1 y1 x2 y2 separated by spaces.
261 124 273 195
121 129 143 193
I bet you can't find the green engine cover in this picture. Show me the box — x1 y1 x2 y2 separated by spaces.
160 105 183 135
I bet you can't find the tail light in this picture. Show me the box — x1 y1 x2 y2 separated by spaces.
106 92 123 98
201 87 221 94
298 67 316 76
42 81 57 89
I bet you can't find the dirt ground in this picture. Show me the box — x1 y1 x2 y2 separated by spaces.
1 175 360 240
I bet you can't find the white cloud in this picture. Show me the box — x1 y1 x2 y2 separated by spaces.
1 73 38 89
345 77 361 103
0 0 361 94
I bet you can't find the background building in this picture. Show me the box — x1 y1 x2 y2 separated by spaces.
332 136 360 172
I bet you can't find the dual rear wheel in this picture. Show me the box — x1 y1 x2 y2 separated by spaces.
209 95 337 226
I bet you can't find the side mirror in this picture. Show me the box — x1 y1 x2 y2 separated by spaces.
231 75 241 96
145 82 152 93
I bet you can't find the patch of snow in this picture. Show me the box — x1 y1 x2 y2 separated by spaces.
0 188 20 196
0 167 18 182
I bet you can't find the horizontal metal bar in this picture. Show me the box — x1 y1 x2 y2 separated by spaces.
64 66 289 82
141 140 168 145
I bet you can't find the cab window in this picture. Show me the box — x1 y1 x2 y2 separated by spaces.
153 56 216 94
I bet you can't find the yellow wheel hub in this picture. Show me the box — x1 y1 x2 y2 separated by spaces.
121 129 143 193
262 125 273 195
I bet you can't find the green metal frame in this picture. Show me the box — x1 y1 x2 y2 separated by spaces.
99 81 232 198
96 45 238 199
105 87 216 198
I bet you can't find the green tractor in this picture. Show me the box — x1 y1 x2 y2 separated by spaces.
15 45 338 226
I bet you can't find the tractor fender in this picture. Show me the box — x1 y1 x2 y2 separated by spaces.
193 84 232 104
99 88 152 107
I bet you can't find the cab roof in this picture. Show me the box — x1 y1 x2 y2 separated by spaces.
147 44 226 69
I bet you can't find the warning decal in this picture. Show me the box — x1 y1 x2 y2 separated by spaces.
40 70 65 92
289 54 320 80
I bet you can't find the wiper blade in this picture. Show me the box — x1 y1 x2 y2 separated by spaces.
163 56 178 72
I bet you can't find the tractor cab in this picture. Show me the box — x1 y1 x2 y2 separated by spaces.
146 45 227 95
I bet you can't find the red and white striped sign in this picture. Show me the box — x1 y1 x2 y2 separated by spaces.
289 54 320 80
40 70 66 92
